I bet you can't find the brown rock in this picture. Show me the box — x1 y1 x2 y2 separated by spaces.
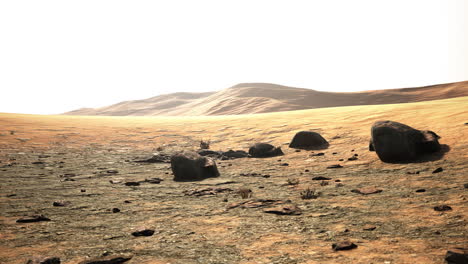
434 205 452 212
263 204 302 215
131 228 155 237
351 187 382 195
445 248 468 264
78 255 132 264
332 241 358 251
16 215 50 223
26 256 60 264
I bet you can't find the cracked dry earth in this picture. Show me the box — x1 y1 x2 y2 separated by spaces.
0 97 467 264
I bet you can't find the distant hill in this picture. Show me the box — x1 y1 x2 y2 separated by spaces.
64 81 468 116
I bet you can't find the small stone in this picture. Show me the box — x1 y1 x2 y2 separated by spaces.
81 189 86 192
125 182 140 186
332 152 337 155
415 189 426 193
53 201 70 207
312 176 331 180
263 204 302 215
26 256 61 264
351 187 382 195
335 183 344 187
295 149 301 152
434 205 452 211
311 153 325 157
347 156 358 161
432 167 443 173
445 249 468 264
280 163 289 166
262 174 270 178
363 225 376 231
106 170 119 174
144 178 162 184
124 200 131 203
16 215 50 223
304 169 309 172
327 164 343 169
131 228 155 237
112 208 120 213
335 179 341 182
332 241 357 251
78 255 132 264
464 183 468 189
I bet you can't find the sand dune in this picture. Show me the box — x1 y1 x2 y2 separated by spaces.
64 81 468 116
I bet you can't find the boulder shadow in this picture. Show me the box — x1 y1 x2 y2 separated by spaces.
412 144 451 163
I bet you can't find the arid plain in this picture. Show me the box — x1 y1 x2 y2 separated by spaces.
1 96 467 263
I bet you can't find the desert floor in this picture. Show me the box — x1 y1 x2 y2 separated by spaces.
0 97 467 264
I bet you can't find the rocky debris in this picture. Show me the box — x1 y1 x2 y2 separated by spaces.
363 225 377 231
131 228 155 237
347 156 358 161
106 170 118 174
221 150 249 159
464 183 468 189
240 172 270 178
81 189 86 192
351 187 382 195
445 248 468 264
32 161 45 165
112 208 120 213
433 167 444 173
16 215 50 223
144 177 163 184
263 204 302 215
369 120 442 163
171 152 220 181
78 255 133 264
332 241 358 251
289 131 329 150
434 205 452 212
311 152 325 157
183 187 232 197
227 199 284 209
53 201 70 207
26 256 61 264
327 164 343 169
416 189 426 193
124 182 140 186
248 143 284 158
312 176 331 180
135 153 171 163
280 163 289 166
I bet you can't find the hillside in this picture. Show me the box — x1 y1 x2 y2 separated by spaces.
64 81 468 116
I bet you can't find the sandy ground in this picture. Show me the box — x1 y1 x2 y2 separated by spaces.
0 96 467 263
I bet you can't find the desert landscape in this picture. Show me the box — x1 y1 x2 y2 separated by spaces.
0 83 467 263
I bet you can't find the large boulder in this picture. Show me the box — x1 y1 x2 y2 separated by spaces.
171 152 220 181
289 131 329 149
249 143 284 158
369 120 441 162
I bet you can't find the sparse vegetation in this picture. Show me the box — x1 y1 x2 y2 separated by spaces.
237 187 252 199
301 187 320 199
200 139 210 149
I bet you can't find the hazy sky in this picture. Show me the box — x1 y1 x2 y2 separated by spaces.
1 0 467 115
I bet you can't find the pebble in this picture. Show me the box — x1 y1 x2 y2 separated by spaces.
432 167 443 173
327 164 343 169
434 205 452 212
131 228 155 237
332 241 357 251
16 215 51 223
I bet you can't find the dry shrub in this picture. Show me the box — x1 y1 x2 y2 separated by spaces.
301 187 319 199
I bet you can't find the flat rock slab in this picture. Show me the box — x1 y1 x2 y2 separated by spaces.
332 241 358 251
327 164 343 169
312 176 331 180
78 255 133 264
263 204 302 215
434 205 452 212
131 228 155 237
16 215 50 223
445 248 468 264
351 187 383 195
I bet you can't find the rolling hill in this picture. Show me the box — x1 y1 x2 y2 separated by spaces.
64 81 468 116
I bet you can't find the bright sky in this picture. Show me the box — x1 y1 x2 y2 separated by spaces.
1 0 467 115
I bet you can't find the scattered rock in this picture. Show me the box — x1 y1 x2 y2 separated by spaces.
332 152 338 155
369 120 442 163
347 156 358 161
351 187 382 195
304 169 309 172
263 204 302 215
183 187 232 197
32 161 45 165
289 131 329 149
106 170 119 174
26 256 61 264
237 188 253 199
312 176 331 180
415 189 426 193
144 178 163 184
445 248 468 264
112 208 120 213
311 152 325 157
171 151 220 181
280 163 289 166
327 164 343 169
131 228 155 237
434 205 452 212
332 241 357 251
464 183 468 189
363 225 376 231
227 199 284 209
16 215 50 223
53 201 70 207
248 143 284 158
135 153 171 163
124 182 140 186
109 179 122 184
221 150 249 159
81 189 86 193
78 255 133 264
432 167 444 173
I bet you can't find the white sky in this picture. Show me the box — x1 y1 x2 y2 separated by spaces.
1 0 467 115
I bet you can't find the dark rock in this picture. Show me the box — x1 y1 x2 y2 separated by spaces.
312 176 331 180
106 170 118 174
407 171 420 175
464 183 468 189
327 164 343 169
144 178 163 184
183 187 232 197
263 204 302 215
332 241 358 251
280 163 289 166
351 187 382 195
26 256 61 264
81 189 86 192
16 215 50 223
289 131 329 149
124 200 131 203
434 205 452 211
131 229 155 237
32 161 45 165
171 152 220 181
432 167 444 173
415 189 426 193
135 153 171 163
53 201 70 207
78 255 132 264
124 182 140 186
445 249 468 264
304 169 309 172
311 152 325 157
347 156 358 161
112 208 120 213
262 174 270 178
248 143 284 158
338 159 344 161
332 152 338 155
369 120 441 163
